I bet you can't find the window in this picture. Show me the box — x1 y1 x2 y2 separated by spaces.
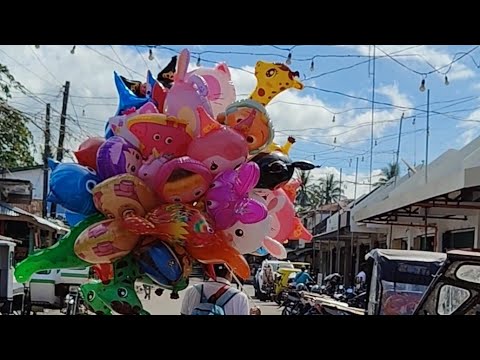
437 285 470 315
456 265 480 284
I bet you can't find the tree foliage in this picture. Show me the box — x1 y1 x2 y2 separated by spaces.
0 63 35 169
375 162 400 186
295 170 344 212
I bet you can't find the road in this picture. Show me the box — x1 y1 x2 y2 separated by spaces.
39 278 282 315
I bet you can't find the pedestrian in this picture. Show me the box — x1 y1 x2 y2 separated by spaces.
294 266 314 285
180 263 250 315
355 263 367 288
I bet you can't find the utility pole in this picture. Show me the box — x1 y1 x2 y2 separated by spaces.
42 104 51 218
336 168 343 273
349 158 359 284
50 81 70 218
394 113 404 186
425 89 430 184
369 45 376 191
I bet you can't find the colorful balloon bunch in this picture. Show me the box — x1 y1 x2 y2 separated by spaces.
14 48 315 315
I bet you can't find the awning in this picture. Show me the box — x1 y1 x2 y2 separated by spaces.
353 136 480 223
0 202 69 233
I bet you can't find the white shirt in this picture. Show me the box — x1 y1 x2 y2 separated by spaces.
356 271 366 283
181 277 249 315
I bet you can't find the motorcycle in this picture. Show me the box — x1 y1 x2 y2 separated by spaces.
63 285 85 315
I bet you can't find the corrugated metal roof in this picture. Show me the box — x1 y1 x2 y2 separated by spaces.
0 202 69 233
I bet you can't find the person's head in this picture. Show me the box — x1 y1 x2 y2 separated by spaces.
214 263 232 281
301 266 306 272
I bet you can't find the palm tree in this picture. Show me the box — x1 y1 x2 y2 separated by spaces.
320 173 343 204
295 170 323 209
375 162 400 186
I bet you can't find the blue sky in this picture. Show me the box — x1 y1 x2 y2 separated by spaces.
1 44 479 198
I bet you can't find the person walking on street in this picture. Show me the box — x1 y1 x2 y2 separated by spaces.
181 264 250 315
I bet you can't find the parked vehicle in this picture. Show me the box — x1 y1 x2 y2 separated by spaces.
414 250 480 315
255 260 294 301
364 249 447 315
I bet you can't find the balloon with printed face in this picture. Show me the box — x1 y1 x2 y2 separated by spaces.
113 71 150 116
164 49 214 137
205 162 267 230
187 107 253 176
187 62 236 118
121 203 250 279
74 137 105 170
218 99 274 156
47 159 100 216
224 193 287 260
92 174 158 219
142 156 212 204
96 136 143 180
248 61 304 107
74 219 141 264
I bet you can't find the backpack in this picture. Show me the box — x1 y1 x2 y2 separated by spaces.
191 284 238 315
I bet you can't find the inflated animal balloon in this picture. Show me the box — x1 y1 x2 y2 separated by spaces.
157 56 177 89
15 213 105 283
113 71 150 116
205 162 267 230
187 62 236 118
47 159 100 215
146 70 167 112
96 136 143 180
74 137 105 170
218 99 274 155
249 61 304 106
122 204 250 279
251 151 315 190
187 107 253 176
92 174 158 219
164 48 213 137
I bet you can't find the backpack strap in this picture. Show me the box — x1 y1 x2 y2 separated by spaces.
207 285 229 304
194 284 208 303
214 286 240 308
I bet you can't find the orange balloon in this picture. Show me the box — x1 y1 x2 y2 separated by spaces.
92 263 114 282
74 219 140 264
74 137 105 170
122 203 250 279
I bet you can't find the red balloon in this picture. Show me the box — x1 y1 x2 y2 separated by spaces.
92 263 114 282
74 137 105 170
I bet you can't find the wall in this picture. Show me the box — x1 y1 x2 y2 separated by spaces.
2 168 46 200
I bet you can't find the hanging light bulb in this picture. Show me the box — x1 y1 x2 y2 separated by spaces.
375 139 378 146
332 115 336 123
35 45 40 49
313 154 316 160
148 49 154 61
286 52 292 65
82 109 85 116
361 156 364 162
70 45 76 55
310 59 315 72
333 137 337 144
419 79 426 92
196 56 201 67
445 75 450 86
349 159 352 167
412 117 416 125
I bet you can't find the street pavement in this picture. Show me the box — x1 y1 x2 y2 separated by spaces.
38 277 282 315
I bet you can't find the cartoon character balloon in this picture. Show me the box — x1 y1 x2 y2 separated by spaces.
96 136 143 180
187 107 253 176
113 71 150 116
164 49 213 137
47 159 100 215
157 56 177 89
205 162 267 230
187 62 236 118
248 61 304 107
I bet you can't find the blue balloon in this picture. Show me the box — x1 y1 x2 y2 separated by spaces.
47 159 100 216
114 71 149 116
252 247 268 257
65 211 87 227
136 242 182 287
104 121 114 139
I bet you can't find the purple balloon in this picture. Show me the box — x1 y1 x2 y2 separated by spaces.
96 136 143 180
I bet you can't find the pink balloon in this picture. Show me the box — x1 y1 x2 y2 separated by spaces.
255 188 313 243
164 49 214 137
187 107 253 176
187 62 236 118
205 162 267 230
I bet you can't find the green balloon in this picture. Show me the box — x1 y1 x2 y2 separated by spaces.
15 213 105 283
80 254 149 315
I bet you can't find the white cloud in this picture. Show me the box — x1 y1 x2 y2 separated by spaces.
456 108 480 146
342 45 476 82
